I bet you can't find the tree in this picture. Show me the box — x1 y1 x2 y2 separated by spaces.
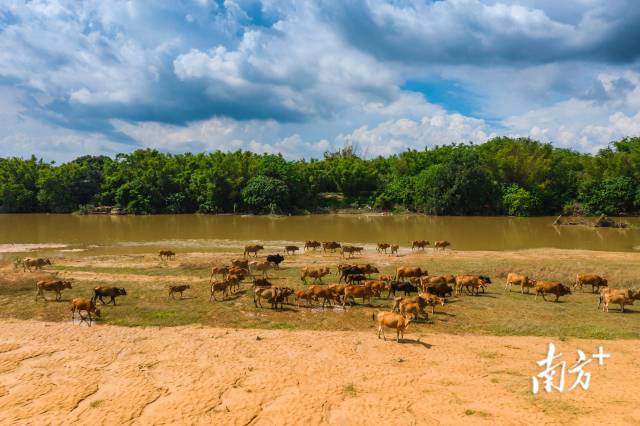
241 175 290 213
502 184 539 216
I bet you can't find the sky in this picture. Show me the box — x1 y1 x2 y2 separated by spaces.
1 0 640 162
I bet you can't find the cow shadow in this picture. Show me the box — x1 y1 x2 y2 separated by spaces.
401 339 432 348
434 311 456 317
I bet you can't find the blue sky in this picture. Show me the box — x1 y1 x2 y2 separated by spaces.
0 0 639 161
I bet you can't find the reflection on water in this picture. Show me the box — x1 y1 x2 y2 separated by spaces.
2 214 640 253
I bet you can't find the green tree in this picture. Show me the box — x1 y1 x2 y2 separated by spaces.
241 175 290 213
501 184 539 216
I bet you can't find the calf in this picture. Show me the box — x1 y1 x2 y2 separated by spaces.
374 311 412 343
266 254 285 269
505 273 534 294
70 298 100 326
35 280 72 302
534 281 571 302
284 245 299 255
168 284 190 299
575 273 608 293
92 286 127 305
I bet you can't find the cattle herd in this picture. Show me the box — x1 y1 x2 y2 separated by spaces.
15 239 640 340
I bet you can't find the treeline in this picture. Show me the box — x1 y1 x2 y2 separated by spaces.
1 137 640 216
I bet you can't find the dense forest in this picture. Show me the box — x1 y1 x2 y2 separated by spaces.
1 137 640 216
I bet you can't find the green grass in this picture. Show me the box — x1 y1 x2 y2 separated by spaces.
1 250 639 339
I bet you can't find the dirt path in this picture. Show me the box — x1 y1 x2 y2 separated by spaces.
0 320 637 425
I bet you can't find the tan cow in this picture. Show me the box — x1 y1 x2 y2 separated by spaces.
342 285 374 307
35 280 72 302
455 275 487 296
505 272 534 294
534 281 571 302
300 266 331 284
574 273 608 293
598 288 640 312
210 265 229 282
374 311 412 343
70 298 100 326
390 244 399 256
244 244 264 258
210 279 230 301
249 260 273 278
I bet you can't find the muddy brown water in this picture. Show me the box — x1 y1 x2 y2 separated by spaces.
1 214 640 256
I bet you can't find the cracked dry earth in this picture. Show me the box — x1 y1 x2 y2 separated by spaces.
0 320 638 425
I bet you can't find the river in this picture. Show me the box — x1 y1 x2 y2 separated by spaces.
1 214 639 256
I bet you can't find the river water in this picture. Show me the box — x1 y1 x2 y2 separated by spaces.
1 214 639 255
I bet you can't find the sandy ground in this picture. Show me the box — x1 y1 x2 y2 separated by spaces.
0 320 638 425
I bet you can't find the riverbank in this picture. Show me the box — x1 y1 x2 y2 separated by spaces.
0 319 637 425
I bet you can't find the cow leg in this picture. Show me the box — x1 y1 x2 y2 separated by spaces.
56 291 62 302
71 308 75 323
111 296 116 305
554 294 559 302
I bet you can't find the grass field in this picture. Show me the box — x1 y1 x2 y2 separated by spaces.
1 248 639 339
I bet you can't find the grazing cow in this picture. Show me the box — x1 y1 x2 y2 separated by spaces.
574 273 608 293
35 280 72 302
252 278 272 288
168 284 190 299
374 311 412 343
304 240 321 251
244 244 264 258
598 288 640 312
70 298 100 326
210 280 230 301
228 266 248 277
376 243 391 254
364 280 387 297
322 241 341 253
534 281 571 302
266 254 285 269
400 301 429 321
23 257 53 272
420 277 453 298
455 275 488 296
158 250 175 261
225 274 243 293
285 245 299 255
300 266 331 284
92 287 127 305
410 240 429 251
395 266 426 281
341 245 364 258
359 264 379 276
387 281 419 298
342 285 374 306
339 265 365 282
505 273 534 294
231 259 249 269
249 261 273 278
210 266 229 282
434 240 451 251
390 244 399 256
253 287 291 310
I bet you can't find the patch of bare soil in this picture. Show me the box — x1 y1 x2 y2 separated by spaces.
0 320 637 425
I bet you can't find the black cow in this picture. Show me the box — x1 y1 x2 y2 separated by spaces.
426 283 453 298
266 254 285 269
339 266 365 283
387 281 419 298
346 274 367 284
92 287 127 305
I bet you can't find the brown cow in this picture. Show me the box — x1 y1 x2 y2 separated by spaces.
374 311 412 342
231 259 249 269
322 241 341 253
534 281 571 302
285 245 299 255
159 250 176 261
210 279 230 301
210 265 229 282
395 266 426 281
168 284 190 299
505 272 534 294
574 273 608 293
70 298 100 326
22 257 52 272
598 288 640 312
300 266 331 284
376 243 391 254
249 260 273 278
92 286 127 305
390 244 399 256
304 240 321 251
35 280 72 302
294 289 314 307
455 275 487 296
341 245 364 258
244 244 264 258
410 240 429 251
434 240 451 251
308 285 337 308
342 285 374 307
